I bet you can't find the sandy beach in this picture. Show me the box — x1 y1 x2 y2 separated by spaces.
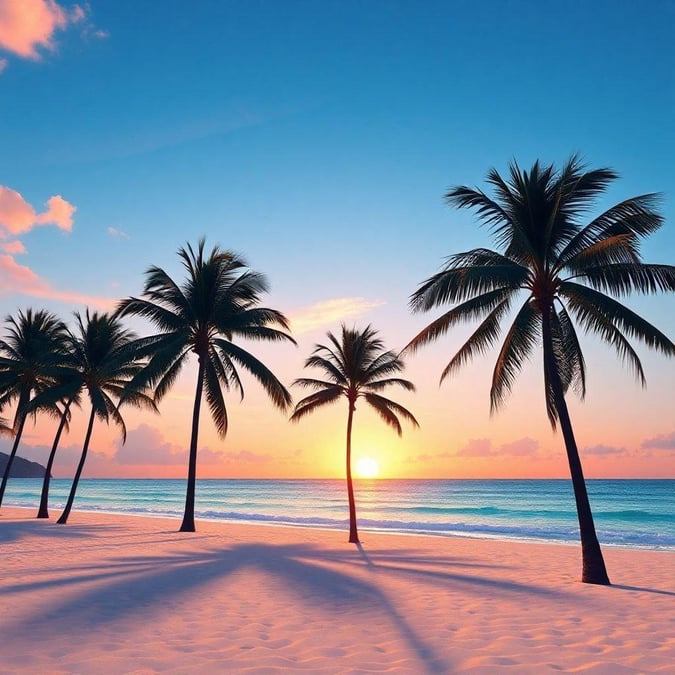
1 506 674 674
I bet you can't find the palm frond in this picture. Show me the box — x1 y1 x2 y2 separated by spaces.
363 377 416 392
203 356 228 437
562 291 646 385
409 253 528 312
579 263 675 297
557 194 664 266
560 282 675 356
490 300 540 414
290 387 343 422
404 287 516 354
216 339 292 410
438 299 512 382
555 303 587 398
363 392 420 436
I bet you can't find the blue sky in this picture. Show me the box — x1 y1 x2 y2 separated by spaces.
1 1 674 478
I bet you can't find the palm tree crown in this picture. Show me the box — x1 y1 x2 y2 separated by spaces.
406 156 674 422
117 238 295 531
56 310 156 524
118 239 295 432
66 311 155 440
291 324 418 543
0 309 69 507
292 325 418 434
405 156 674 585
0 309 69 425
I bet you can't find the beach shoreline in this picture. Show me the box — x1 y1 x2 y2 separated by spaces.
2 506 674 673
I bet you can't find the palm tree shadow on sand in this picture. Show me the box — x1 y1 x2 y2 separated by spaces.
2 538 593 673
0 519 120 545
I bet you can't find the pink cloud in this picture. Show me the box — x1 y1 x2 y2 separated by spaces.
0 0 68 59
1 240 26 254
36 194 75 231
457 438 493 457
0 254 115 308
0 186 75 236
0 57 7 72
113 424 252 466
499 437 539 457
290 297 385 334
455 437 540 457
583 444 627 457
641 431 675 450
70 4 85 23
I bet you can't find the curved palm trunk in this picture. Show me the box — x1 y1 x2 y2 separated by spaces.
0 415 27 509
346 400 359 544
542 313 610 585
180 359 205 532
57 406 96 525
37 399 72 519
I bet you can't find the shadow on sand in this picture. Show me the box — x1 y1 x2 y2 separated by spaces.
2 523 589 674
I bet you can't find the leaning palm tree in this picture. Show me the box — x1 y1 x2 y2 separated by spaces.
0 309 69 508
117 239 295 532
405 156 675 585
56 311 156 524
25 345 88 518
291 325 419 543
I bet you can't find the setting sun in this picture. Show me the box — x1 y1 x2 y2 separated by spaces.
355 456 380 479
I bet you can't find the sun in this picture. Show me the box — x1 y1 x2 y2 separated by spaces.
355 456 380 479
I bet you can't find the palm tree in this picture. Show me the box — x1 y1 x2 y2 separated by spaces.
291 325 419 543
405 156 675 585
35 395 76 519
0 309 69 508
25 348 86 519
117 239 295 532
56 311 156 524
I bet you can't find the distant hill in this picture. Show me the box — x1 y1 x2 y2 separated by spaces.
0 452 49 478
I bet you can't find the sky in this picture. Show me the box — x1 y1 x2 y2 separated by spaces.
1 0 674 480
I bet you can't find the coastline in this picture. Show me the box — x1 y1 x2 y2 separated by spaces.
2 506 674 673
4 477 674 552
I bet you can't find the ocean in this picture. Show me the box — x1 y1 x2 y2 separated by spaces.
2 478 674 550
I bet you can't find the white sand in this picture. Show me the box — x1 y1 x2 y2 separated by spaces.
1 506 674 674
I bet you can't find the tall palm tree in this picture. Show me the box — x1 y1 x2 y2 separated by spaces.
56 311 156 525
405 156 675 585
35 395 77 519
25 347 87 519
0 309 69 508
117 239 295 532
291 325 419 543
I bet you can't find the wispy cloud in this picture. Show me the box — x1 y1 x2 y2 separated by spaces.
114 424 272 466
456 438 492 457
0 57 7 73
1 240 26 254
499 437 539 457
456 437 540 458
0 254 115 309
583 443 626 456
107 226 129 239
641 431 675 450
290 297 385 334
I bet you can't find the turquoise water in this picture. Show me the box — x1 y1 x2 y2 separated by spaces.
2 478 674 550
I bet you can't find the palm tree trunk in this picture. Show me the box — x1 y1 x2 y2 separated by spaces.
57 406 96 525
180 358 205 532
37 399 72 519
346 400 359 544
542 312 610 585
0 415 27 509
